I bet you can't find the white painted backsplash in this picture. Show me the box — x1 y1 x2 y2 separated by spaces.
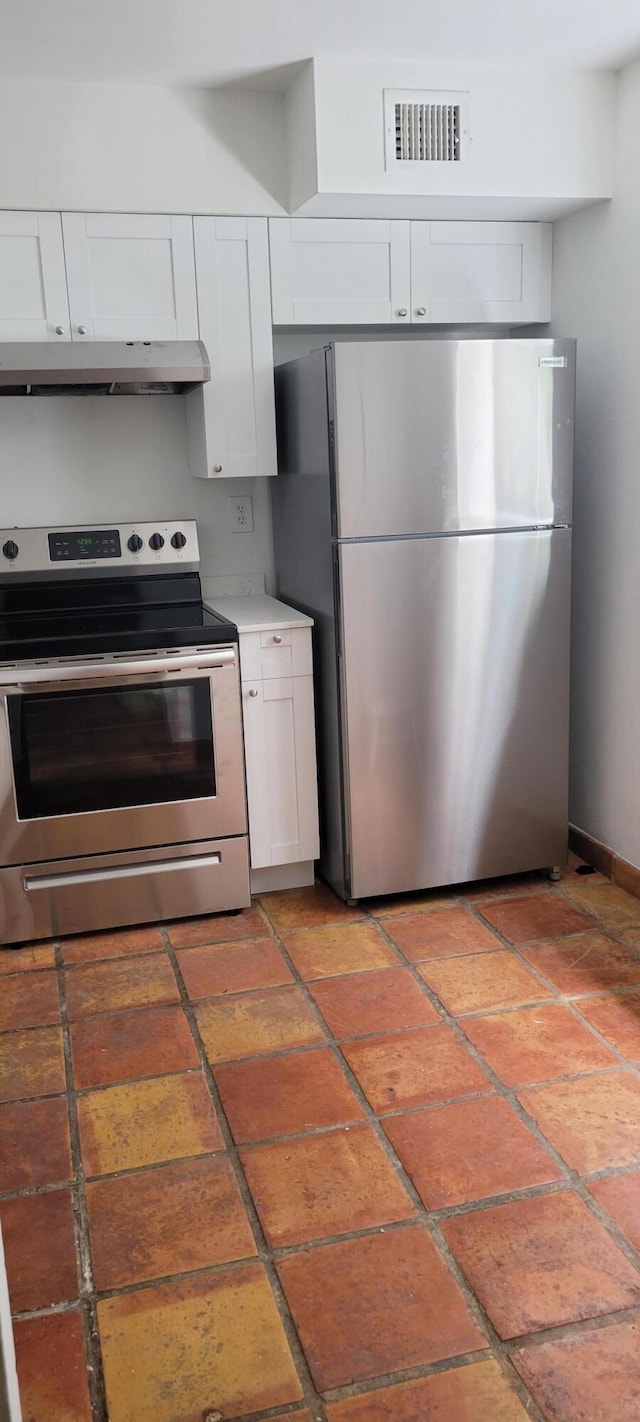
0 396 273 596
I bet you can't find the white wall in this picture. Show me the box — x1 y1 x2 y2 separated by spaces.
0 81 287 215
289 59 616 219
552 59 640 868
0 64 617 222
0 398 273 599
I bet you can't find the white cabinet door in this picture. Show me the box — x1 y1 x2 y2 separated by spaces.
269 218 411 325
189 218 276 479
242 674 320 869
61 213 198 341
0 211 69 341
410 221 552 324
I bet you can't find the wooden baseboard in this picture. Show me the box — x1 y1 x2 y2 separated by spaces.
568 826 613 878
569 825 640 900
611 856 640 899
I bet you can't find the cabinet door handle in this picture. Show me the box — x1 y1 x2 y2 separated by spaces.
54 325 65 336
396 308 408 317
415 307 427 317
248 688 259 697
273 634 282 644
76 325 88 335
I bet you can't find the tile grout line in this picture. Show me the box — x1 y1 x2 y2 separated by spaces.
160 922 329 1422
54 938 109 1422
4 897 640 1020
7 873 640 1419
73 881 634 1416
366 900 640 1281
250 899 549 1422
5 969 640 1042
7 1083 640 1205
341 904 640 1394
252 890 640 1409
455 899 640 1265
501 1300 640 1352
265 887 640 1374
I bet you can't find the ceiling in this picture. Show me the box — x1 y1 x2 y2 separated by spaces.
0 0 639 86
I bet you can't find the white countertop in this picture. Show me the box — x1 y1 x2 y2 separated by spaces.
207 594 314 634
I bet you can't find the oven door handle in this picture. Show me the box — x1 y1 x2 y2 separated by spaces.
0 647 236 690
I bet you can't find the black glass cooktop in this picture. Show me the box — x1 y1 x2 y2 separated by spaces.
0 573 238 663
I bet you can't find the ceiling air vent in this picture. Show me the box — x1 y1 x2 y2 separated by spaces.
384 90 469 169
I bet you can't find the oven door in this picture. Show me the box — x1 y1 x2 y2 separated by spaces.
0 646 246 866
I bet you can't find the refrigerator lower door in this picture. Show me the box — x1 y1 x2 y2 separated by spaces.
338 529 571 900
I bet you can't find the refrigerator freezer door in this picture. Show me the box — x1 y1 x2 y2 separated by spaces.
331 339 575 538
338 530 571 899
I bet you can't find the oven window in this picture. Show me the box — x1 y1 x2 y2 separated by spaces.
8 679 216 819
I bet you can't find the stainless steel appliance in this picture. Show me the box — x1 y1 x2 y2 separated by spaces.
273 338 575 902
0 521 249 944
0 340 210 395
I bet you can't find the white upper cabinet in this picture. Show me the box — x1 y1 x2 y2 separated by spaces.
188 217 277 479
61 213 199 341
269 218 411 325
269 218 551 326
0 212 70 340
410 222 552 324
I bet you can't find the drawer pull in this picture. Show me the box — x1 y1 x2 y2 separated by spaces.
25 854 221 891
273 634 283 644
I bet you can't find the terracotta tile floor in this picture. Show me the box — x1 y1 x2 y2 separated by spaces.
3 861 640 1421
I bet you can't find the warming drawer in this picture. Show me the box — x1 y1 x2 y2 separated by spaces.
0 836 250 944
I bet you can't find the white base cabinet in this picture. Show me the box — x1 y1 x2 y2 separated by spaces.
242 672 319 868
249 861 316 893
210 599 320 877
269 217 552 326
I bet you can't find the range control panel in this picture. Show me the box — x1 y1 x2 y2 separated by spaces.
0 521 199 580
49 530 122 562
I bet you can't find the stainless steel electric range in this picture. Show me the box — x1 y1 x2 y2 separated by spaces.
0 521 250 946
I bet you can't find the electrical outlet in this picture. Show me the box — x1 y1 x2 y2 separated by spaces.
229 496 254 532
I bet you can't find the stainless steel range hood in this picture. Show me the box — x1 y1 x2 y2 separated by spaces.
0 340 210 395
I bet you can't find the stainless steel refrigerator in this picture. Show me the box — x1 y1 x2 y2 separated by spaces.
273 338 575 902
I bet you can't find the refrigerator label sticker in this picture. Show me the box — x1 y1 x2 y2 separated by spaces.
539 357 568 368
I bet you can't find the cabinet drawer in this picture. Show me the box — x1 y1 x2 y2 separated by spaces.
0 839 250 944
239 627 313 681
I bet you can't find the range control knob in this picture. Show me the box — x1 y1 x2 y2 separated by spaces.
127 534 144 553
171 531 187 549
2 540 18 561
149 533 164 551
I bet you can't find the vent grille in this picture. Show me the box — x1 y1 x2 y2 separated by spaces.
395 102 460 162
384 90 469 169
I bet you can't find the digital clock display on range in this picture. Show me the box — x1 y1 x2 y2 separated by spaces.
48 530 122 562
